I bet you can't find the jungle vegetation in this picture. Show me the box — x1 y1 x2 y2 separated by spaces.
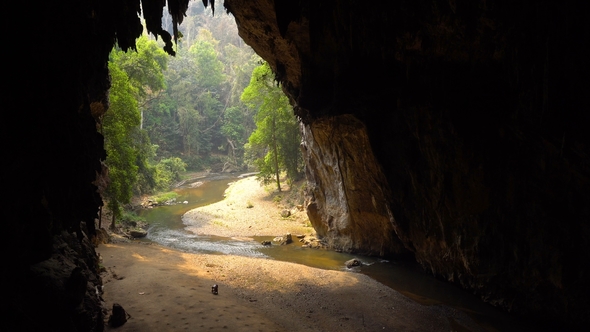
100 2 303 224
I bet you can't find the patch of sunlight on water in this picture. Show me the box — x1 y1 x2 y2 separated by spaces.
147 226 267 258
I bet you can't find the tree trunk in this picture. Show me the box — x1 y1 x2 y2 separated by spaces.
272 117 281 192
227 137 236 164
110 213 116 230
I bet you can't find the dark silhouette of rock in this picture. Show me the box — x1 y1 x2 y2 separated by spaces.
108 303 128 327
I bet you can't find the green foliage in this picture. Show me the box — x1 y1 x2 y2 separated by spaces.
160 31 227 161
140 14 258 170
103 35 170 227
189 37 225 90
154 157 187 191
120 210 146 223
273 195 283 204
221 106 246 164
103 62 140 221
151 191 180 205
241 62 303 191
110 35 168 99
133 129 157 195
106 5 260 180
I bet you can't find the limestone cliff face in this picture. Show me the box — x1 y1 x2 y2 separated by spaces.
302 115 407 256
225 0 590 327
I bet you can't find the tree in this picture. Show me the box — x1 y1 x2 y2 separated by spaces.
102 62 140 228
111 34 168 136
241 62 303 191
154 157 187 191
177 105 201 157
102 35 169 228
190 37 225 90
140 14 259 171
161 29 227 167
221 105 247 165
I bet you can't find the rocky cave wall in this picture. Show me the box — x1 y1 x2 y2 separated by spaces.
225 0 590 328
3 1 190 330
3 0 588 330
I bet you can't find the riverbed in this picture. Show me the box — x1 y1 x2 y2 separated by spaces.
134 173 544 331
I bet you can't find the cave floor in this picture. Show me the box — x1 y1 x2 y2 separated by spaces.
98 242 492 332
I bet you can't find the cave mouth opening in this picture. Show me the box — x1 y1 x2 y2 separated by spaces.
99 2 314 252
5 0 589 331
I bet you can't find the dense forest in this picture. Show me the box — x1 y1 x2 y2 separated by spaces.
100 2 303 224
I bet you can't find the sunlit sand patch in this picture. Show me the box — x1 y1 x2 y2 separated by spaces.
103 243 126 249
230 236 254 241
131 253 148 261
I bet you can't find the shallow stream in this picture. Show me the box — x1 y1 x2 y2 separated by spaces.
137 174 541 331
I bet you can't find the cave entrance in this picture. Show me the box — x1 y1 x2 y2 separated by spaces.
101 0 306 226
100 3 528 331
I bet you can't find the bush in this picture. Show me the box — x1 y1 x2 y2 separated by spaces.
154 157 187 191
273 195 283 204
151 191 180 204
120 210 146 223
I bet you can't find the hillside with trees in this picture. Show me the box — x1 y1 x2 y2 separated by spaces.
100 2 303 224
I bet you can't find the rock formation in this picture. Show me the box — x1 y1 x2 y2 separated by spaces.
3 0 588 330
226 0 590 328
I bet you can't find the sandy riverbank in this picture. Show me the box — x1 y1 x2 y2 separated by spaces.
97 176 485 331
182 176 315 238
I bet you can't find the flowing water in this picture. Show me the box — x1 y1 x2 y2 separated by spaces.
137 174 542 332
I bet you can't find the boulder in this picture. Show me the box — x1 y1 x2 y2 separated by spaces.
92 227 110 245
345 259 362 268
129 229 147 238
273 233 293 245
108 303 128 327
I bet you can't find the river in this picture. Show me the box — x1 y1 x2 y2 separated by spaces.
137 174 542 332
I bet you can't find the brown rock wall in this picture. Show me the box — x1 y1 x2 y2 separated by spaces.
225 0 590 327
302 114 407 256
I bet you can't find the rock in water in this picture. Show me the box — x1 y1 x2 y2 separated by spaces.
345 259 362 268
273 233 293 245
129 229 147 238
